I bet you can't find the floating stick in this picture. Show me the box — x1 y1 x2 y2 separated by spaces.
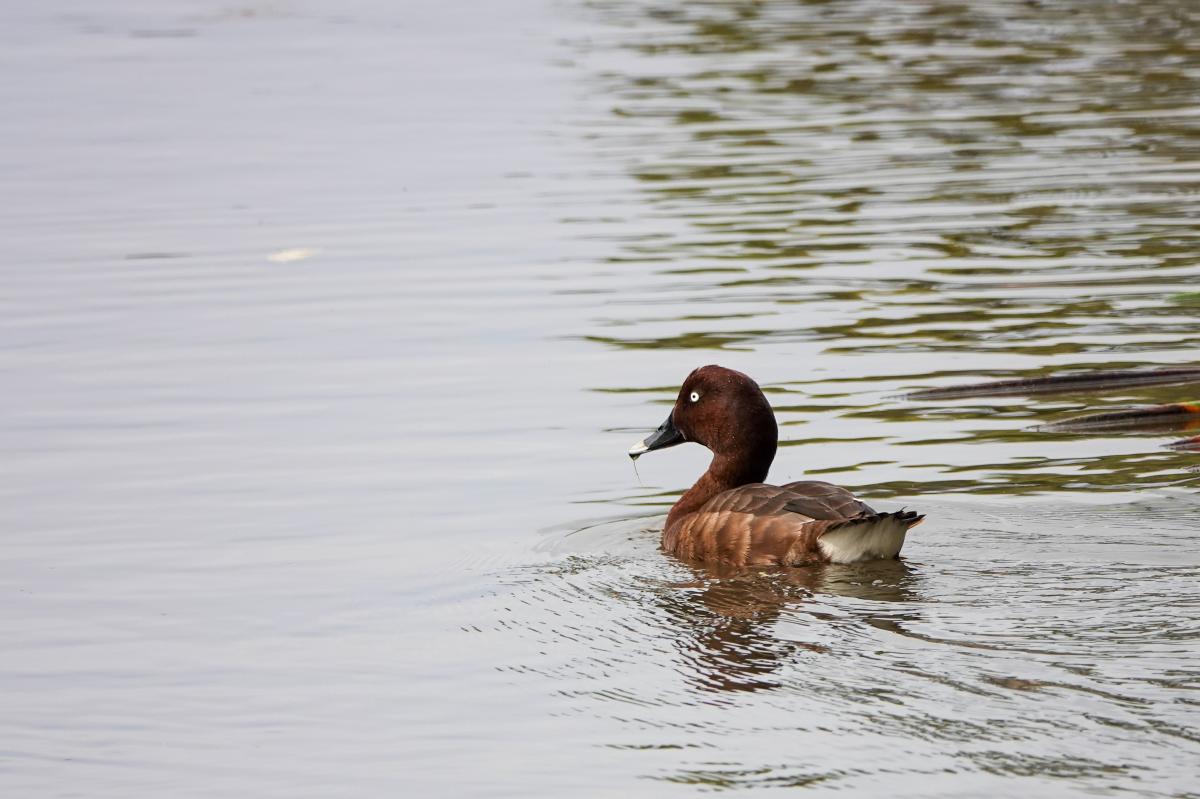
1165 435 1200 451
1036 402 1200 434
903 367 1200 400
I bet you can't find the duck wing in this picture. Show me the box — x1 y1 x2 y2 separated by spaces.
778 479 876 520
663 481 916 568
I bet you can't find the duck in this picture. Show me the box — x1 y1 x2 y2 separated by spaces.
629 365 923 568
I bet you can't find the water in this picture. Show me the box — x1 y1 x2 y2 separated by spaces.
2 0 1199 795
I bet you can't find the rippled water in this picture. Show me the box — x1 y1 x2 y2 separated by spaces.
2 0 1199 796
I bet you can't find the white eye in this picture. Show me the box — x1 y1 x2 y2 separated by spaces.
689 391 700 402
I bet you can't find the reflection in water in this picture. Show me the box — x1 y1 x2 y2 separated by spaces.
659 561 919 692
575 0 1200 492
7 0 1200 795
502 499 1200 792
1036 401 1200 433
526 2 1200 792
1167 434 1200 451
903 367 1200 400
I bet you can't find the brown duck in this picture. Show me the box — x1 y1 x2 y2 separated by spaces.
630 365 923 568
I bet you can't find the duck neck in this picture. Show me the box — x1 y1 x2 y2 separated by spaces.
665 446 775 531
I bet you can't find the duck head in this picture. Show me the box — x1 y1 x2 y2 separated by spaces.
629 365 778 481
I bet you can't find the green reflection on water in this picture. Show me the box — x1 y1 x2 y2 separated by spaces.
583 0 1200 496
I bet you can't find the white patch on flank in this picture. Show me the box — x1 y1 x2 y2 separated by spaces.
628 438 650 456
817 517 907 564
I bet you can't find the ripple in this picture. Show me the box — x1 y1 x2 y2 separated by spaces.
544 2 1200 791
492 493 1200 792
573 0 1200 476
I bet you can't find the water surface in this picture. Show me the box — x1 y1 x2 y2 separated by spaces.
2 0 1199 796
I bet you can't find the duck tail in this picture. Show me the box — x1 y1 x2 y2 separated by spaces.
816 510 923 564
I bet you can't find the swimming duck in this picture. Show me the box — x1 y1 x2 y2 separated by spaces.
629 365 923 568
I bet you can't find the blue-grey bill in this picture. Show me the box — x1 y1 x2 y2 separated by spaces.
628 413 684 460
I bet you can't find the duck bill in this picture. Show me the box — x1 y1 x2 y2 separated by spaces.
629 413 684 459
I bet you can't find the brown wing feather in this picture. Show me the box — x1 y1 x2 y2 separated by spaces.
662 482 878 569
778 480 876 520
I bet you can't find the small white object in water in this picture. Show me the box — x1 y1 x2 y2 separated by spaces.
268 248 317 263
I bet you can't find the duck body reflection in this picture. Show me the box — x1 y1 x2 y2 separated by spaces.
660 560 921 692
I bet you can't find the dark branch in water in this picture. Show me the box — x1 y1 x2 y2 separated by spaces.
1165 435 1200 451
903 367 1200 400
1035 403 1200 434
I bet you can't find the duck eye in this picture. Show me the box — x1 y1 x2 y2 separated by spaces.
689 391 700 402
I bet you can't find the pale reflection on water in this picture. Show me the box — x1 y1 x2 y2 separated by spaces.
514 498 1199 792
575 0 1200 495
656 561 920 693
2 0 1199 796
